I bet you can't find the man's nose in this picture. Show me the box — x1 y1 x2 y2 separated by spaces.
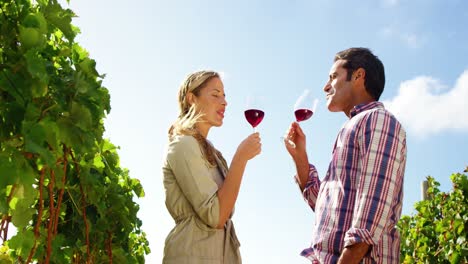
323 82 331 93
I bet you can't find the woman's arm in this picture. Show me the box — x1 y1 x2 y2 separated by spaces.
216 133 261 228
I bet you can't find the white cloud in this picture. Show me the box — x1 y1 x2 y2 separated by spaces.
383 70 468 138
382 0 399 7
379 26 425 48
401 33 422 48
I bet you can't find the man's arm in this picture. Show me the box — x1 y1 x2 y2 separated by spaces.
285 122 321 210
342 110 407 260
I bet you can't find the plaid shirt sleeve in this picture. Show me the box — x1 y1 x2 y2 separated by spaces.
344 110 407 258
295 164 322 211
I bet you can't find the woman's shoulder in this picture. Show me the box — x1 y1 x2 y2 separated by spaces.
171 134 198 144
167 135 200 153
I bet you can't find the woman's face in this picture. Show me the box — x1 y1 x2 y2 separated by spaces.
191 77 227 133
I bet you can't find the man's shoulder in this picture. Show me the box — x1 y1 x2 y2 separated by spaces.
357 106 407 135
358 105 398 121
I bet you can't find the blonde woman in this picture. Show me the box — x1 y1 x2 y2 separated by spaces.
162 70 261 263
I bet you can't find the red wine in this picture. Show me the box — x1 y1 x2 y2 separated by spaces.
295 109 313 122
244 109 264 128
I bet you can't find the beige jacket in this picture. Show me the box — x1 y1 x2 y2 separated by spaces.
162 135 241 264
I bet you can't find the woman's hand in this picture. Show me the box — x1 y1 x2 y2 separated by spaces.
235 132 262 162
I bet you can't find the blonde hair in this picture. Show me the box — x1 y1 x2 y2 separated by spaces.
169 70 228 169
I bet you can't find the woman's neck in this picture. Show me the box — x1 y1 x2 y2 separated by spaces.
195 124 210 138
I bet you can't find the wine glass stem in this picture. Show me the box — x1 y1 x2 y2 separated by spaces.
254 127 257 133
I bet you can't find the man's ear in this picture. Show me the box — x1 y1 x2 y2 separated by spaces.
354 68 366 81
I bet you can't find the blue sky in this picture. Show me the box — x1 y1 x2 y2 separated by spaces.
62 0 468 263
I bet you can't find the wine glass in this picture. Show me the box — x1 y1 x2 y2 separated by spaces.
282 89 318 148
244 95 265 133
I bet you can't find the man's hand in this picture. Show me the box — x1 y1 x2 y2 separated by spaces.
283 122 310 190
284 122 307 158
337 242 370 264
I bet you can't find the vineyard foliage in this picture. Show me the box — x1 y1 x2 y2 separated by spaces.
398 168 468 264
0 0 149 263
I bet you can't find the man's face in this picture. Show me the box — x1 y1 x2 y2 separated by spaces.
323 59 355 115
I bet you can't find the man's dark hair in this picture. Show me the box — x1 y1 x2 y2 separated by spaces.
334 47 385 101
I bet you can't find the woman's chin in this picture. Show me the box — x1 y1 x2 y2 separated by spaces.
212 120 223 127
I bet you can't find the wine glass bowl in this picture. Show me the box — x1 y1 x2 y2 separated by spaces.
244 95 265 132
245 109 264 129
294 108 313 122
282 89 318 148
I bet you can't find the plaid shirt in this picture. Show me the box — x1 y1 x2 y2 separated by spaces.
296 101 407 264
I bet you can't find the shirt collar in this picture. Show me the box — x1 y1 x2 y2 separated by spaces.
349 101 384 118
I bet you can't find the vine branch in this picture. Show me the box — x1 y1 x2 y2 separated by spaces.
53 145 69 236
70 150 91 263
45 168 56 264
0 185 16 241
27 168 46 263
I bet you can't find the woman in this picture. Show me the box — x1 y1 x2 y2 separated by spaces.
162 70 261 263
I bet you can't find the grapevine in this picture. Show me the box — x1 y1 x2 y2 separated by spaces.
0 0 149 263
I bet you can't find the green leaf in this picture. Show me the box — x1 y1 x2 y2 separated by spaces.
56 118 76 146
7 230 35 260
0 190 9 214
43 119 60 151
50 234 68 263
23 121 55 166
17 158 37 187
0 154 18 188
72 43 89 61
131 178 145 198
45 3 77 41
74 71 88 93
0 71 26 106
11 196 35 228
71 101 93 130
25 49 49 84
0 246 14 264
79 57 99 79
456 219 465 235
23 103 41 122
10 198 37 227
37 0 50 7
450 252 461 264
31 79 48 98
93 154 105 171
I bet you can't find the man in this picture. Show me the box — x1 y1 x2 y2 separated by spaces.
284 47 407 264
